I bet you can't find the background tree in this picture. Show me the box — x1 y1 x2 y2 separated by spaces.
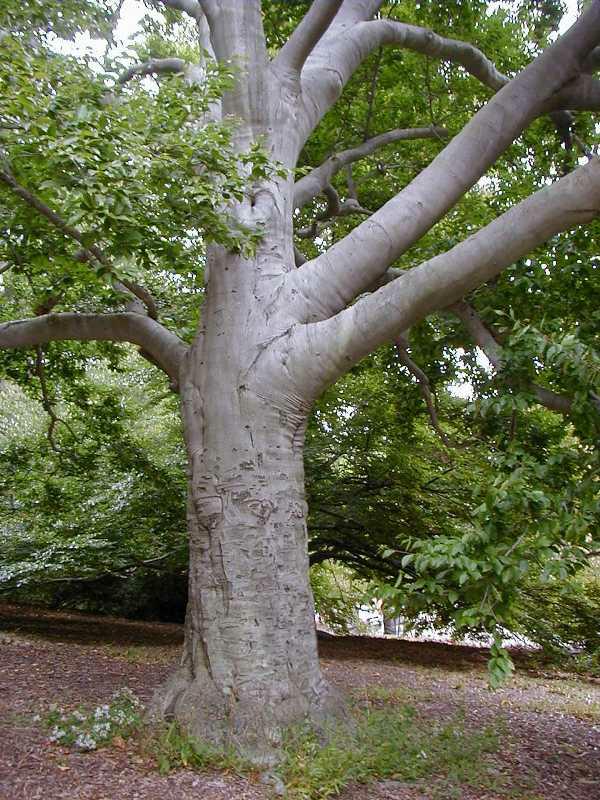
1 0 599 763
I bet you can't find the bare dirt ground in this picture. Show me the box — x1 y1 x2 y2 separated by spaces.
1 602 599 799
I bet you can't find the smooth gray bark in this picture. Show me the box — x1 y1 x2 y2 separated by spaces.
293 126 447 211
155 346 340 761
0 313 186 387
290 3 600 320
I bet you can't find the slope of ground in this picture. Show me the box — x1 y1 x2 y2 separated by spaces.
0 603 599 799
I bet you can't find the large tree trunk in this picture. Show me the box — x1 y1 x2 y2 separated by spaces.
152 229 342 762
146 0 345 739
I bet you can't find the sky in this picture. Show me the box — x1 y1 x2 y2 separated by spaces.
559 0 580 33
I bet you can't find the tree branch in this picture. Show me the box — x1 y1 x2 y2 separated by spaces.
546 73 600 113
296 189 371 239
157 0 203 20
299 6 595 148
0 544 188 591
0 313 188 389
583 45 600 72
450 301 582 417
275 0 344 75
300 19 509 142
395 334 451 445
294 245 307 267
289 6 600 322
293 126 447 211
286 156 600 395
35 345 78 452
0 168 159 320
118 57 188 84
156 0 218 60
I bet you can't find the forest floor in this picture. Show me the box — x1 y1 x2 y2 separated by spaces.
1 603 599 800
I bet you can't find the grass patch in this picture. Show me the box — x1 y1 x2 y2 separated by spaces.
358 685 436 704
276 704 500 800
506 675 600 720
104 645 160 664
523 690 600 720
144 720 255 777
140 703 501 799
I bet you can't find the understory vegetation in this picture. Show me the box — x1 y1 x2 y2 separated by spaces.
10 602 596 800
36 677 502 799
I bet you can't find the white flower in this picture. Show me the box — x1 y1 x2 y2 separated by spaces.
91 722 111 738
94 705 110 720
49 726 67 742
74 733 97 751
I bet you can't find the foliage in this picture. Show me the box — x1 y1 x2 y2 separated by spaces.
513 567 600 660
0 2 275 347
310 563 369 633
0 361 189 620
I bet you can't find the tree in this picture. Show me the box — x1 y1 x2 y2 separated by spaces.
1 0 600 763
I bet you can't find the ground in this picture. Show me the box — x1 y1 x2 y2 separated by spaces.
0 603 599 799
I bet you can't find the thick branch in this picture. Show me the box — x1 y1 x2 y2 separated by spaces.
200 1 267 130
293 126 447 211
157 0 203 20
275 0 344 75
301 18 510 142
0 169 158 320
334 0 385 26
547 73 600 113
294 245 307 267
290 6 600 321
0 313 187 389
299 7 591 152
450 301 581 416
287 157 600 394
156 0 215 64
118 57 188 84
583 45 600 72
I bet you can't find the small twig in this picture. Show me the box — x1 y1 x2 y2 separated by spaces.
508 409 517 441
103 0 125 62
420 466 456 490
362 46 384 142
572 132 596 159
395 333 452 446
34 346 78 452
345 164 358 201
